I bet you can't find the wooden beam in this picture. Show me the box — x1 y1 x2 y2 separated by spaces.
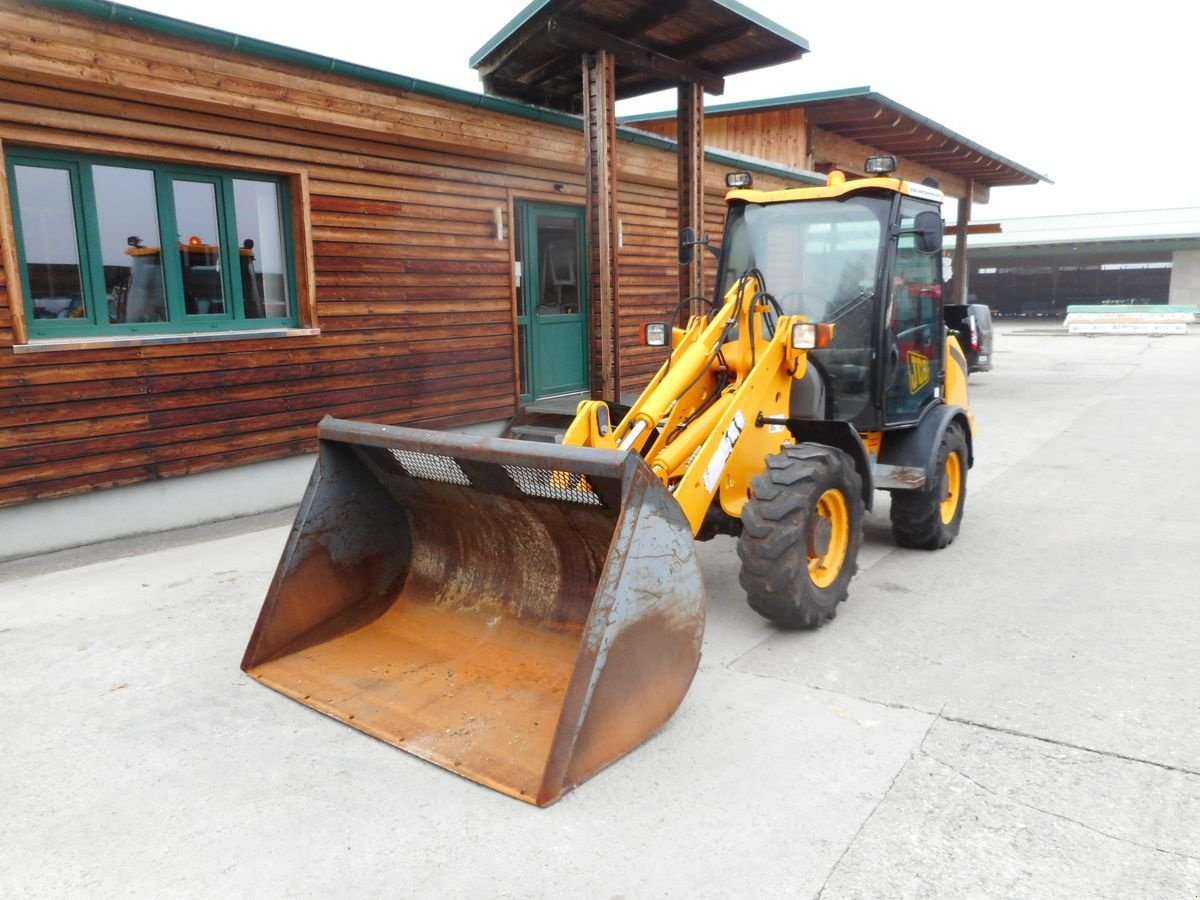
678 82 704 311
0 136 28 345
549 16 724 95
810 129 969 200
583 50 620 402
661 24 753 61
479 73 577 112
290 168 319 331
952 183 973 306
945 222 1001 236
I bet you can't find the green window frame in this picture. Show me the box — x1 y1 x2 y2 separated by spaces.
6 147 299 339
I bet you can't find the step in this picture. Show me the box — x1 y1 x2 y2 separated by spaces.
523 393 589 416
508 423 566 443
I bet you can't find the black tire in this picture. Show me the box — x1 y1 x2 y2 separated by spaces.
890 422 968 550
737 444 864 629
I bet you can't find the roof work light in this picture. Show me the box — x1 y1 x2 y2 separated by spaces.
726 171 753 188
865 155 898 175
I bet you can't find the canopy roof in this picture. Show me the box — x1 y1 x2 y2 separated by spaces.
624 86 1050 189
470 0 809 111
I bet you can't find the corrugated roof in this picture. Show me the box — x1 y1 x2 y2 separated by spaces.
470 0 809 110
623 86 1049 189
945 208 1200 250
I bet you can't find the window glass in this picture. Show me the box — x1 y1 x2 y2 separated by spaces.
93 165 166 323
13 165 86 321
172 180 226 315
535 215 581 316
233 179 289 319
7 149 296 338
885 203 944 421
720 197 888 423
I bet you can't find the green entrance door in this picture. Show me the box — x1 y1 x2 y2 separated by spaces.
516 202 588 401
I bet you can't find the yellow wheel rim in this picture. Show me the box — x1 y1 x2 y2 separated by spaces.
808 488 850 589
940 451 963 525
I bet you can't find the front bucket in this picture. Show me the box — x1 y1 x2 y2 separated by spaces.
242 417 705 806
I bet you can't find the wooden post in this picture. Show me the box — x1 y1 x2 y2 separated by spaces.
677 82 704 316
952 181 973 306
582 50 620 403
0 137 29 345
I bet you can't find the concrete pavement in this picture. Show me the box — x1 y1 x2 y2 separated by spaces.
2 324 1198 898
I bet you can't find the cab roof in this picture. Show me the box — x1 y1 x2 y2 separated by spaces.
726 176 944 206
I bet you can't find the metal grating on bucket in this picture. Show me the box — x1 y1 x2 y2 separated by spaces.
390 449 472 486
502 465 603 506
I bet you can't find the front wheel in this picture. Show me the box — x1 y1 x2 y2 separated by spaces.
890 422 968 549
737 445 864 628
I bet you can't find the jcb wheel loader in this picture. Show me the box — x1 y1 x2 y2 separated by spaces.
242 164 974 806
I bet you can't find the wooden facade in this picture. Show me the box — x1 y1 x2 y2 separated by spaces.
632 111 808 176
631 108 973 201
0 1 807 510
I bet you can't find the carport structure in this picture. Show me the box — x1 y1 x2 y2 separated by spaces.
471 0 810 400
623 85 1050 304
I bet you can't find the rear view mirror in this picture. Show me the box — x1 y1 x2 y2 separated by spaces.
679 227 696 266
914 211 943 255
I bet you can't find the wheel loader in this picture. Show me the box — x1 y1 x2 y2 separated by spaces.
241 161 974 806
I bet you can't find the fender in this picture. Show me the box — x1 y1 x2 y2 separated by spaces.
781 418 874 510
877 402 974 491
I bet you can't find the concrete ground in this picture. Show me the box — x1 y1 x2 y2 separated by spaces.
3 324 1199 899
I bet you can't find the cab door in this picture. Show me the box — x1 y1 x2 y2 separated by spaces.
884 200 944 424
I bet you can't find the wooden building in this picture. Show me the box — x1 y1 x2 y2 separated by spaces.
0 3 1044 557
0 0 816 541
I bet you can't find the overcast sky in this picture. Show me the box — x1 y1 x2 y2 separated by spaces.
122 0 1199 222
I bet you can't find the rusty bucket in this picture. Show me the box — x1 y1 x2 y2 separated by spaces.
242 417 705 806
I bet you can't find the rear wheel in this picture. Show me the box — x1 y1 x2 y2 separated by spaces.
890 422 968 549
737 445 864 628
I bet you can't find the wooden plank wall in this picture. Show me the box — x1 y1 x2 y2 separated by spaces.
0 1 801 509
629 108 809 172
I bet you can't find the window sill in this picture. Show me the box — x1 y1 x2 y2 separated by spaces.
12 327 321 354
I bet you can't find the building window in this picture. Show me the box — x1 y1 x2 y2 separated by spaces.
6 148 297 339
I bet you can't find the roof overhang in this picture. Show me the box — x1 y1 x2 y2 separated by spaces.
470 0 809 112
623 86 1050 189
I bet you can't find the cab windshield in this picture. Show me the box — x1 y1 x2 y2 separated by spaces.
717 195 889 321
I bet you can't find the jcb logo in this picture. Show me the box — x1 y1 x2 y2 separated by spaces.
907 351 931 393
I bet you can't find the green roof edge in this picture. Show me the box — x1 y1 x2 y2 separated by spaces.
622 85 875 121
469 0 553 68
622 85 1052 186
35 0 823 186
709 0 810 53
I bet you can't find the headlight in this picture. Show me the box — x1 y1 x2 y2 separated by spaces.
791 322 834 349
641 322 669 347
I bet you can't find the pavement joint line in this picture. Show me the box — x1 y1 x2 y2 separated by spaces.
731 671 1200 779
935 713 1200 780
813 708 944 900
920 750 1200 862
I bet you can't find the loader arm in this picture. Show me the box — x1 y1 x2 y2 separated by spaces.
565 276 810 535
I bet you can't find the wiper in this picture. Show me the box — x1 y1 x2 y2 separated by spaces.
826 289 873 323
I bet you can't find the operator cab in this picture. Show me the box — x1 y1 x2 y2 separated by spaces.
716 167 945 432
